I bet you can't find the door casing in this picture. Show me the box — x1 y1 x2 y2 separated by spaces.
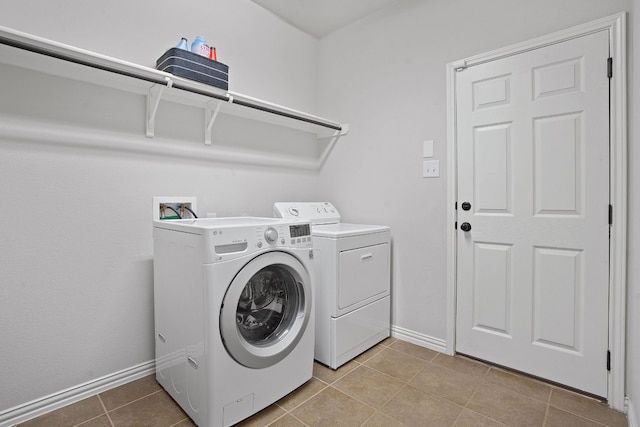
445 12 627 410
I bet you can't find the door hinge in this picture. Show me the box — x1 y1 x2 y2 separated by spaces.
455 221 458 230
607 57 613 78
607 350 611 371
455 201 458 210
608 204 613 225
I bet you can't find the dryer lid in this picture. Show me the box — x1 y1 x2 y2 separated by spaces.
312 223 390 238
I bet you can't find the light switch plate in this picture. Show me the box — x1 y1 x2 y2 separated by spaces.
423 140 434 158
423 160 440 178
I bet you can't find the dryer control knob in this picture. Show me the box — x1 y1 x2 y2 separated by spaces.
264 228 278 244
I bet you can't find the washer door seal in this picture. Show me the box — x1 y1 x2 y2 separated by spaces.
220 251 312 369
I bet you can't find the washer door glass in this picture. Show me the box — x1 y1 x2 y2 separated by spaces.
220 251 311 369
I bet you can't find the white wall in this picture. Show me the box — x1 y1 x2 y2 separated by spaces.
0 0 317 112
317 0 636 409
0 0 321 413
2 0 639 420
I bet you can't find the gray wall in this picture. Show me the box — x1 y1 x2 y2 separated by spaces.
1 0 638 422
0 0 321 412
316 0 637 418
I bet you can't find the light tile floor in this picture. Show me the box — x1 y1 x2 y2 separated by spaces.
19 338 628 427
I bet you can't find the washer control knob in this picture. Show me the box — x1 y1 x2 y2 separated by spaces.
288 208 299 216
257 241 263 248
264 228 278 244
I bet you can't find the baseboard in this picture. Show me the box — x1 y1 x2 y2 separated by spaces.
0 360 155 427
391 325 447 354
628 396 638 427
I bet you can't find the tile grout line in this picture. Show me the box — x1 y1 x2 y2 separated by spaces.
449 360 508 426
353 344 433 425
100 389 166 413
542 386 553 427
270 342 429 426
312 357 412 426
359 348 422 406
480 366 556 405
358 360 420 389
68 394 115 427
277 381 329 414
329 346 588 427
372 383 412 425
324 385 391 425
269 361 366 425
96 395 115 427
268 369 336 424
289 364 404 424
168 417 193 427
354 347 468 425
272 410 310 427
454 363 491 425
72 413 112 427
544 404 612 427
470 365 618 426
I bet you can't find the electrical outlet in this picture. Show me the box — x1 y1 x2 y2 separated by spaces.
423 160 440 178
153 197 198 221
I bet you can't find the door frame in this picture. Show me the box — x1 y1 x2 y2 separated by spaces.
445 13 627 410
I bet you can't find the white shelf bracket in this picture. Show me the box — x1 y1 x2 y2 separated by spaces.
146 77 173 138
204 93 234 145
317 124 349 168
204 100 223 145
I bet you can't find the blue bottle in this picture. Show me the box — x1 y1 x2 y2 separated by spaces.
176 37 188 50
190 36 208 56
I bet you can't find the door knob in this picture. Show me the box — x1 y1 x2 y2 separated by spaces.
461 202 471 211
460 222 472 232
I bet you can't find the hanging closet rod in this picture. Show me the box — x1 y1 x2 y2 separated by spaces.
0 26 344 132
230 98 342 131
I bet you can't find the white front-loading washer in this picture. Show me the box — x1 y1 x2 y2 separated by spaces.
274 202 390 369
153 217 314 426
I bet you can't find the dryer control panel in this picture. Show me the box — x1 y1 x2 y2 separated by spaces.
274 202 341 225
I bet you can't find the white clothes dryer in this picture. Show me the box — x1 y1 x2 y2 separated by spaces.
274 202 390 369
153 217 314 426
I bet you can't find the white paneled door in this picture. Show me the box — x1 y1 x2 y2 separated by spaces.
455 30 610 396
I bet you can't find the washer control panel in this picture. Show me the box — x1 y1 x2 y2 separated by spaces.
254 223 312 249
264 227 279 244
274 202 341 225
206 221 312 261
